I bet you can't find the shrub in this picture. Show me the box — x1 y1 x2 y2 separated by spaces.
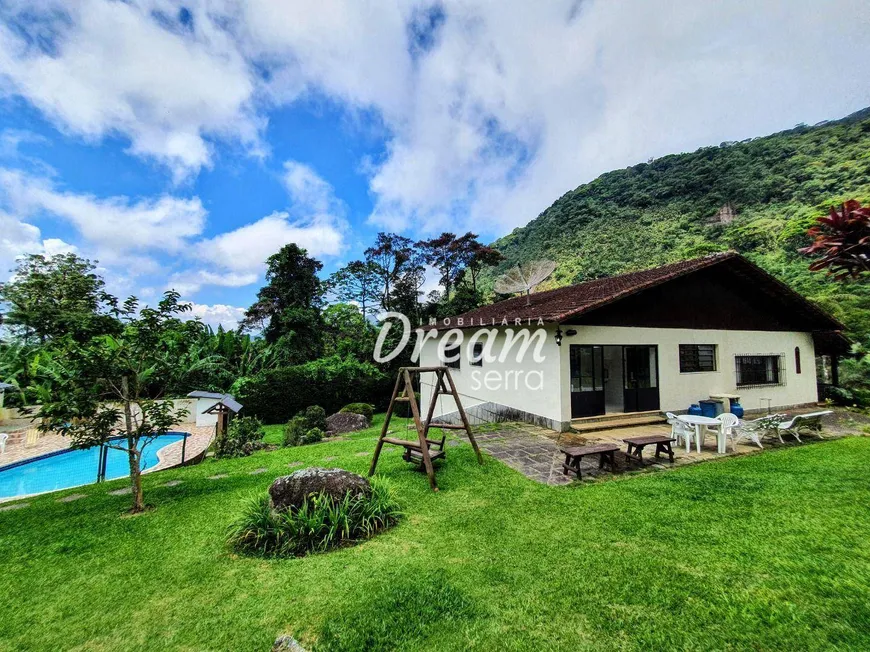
214 416 266 458
303 405 327 431
283 416 307 447
227 478 401 557
339 402 374 423
282 407 326 447
235 355 390 424
304 427 324 445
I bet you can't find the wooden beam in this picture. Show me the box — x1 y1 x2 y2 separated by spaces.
404 368 438 491
442 367 484 465
369 370 404 477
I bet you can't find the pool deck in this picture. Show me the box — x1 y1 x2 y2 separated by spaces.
0 424 213 471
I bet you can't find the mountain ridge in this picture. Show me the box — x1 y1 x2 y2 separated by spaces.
483 106 870 338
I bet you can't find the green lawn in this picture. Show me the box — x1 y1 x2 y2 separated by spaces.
2 417 870 651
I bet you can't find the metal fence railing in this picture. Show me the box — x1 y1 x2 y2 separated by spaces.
0 432 188 501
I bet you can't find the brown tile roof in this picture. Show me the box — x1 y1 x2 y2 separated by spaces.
426 252 844 331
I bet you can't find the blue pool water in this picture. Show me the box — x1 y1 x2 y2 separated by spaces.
0 433 187 500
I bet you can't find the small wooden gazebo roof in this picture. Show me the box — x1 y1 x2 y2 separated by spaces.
186 390 243 414
202 396 243 414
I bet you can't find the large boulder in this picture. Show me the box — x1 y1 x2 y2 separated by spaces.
268 467 371 512
325 411 369 436
272 635 306 652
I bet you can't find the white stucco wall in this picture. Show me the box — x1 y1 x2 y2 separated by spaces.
419 324 565 428
195 398 220 427
559 326 818 421
419 324 818 429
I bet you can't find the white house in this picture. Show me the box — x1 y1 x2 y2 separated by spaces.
419 253 847 432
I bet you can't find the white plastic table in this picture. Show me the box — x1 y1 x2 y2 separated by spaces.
678 414 726 454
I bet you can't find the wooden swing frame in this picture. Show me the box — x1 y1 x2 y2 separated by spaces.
368 366 484 491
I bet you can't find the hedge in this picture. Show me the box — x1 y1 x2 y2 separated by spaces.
235 356 391 424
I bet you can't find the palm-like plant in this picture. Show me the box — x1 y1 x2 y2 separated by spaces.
801 200 870 279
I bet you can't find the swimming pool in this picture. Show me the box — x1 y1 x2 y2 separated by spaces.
0 433 188 500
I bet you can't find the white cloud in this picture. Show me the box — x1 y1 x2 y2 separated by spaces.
2 0 868 243
184 161 348 290
364 0 870 234
0 210 78 280
0 169 206 253
195 211 345 274
183 302 247 331
282 161 336 214
166 269 259 297
0 0 260 180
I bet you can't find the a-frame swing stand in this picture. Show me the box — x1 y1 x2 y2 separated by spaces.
368 366 484 491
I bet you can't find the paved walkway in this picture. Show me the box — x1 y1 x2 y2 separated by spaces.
472 425 573 486
150 426 214 471
469 410 847 486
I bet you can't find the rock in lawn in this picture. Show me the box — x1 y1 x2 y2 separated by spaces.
325 412 369 436
272 634 306 651
268 467 371 512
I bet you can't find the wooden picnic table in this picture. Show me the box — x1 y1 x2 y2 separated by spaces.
559 443 620 479
622 435 676 467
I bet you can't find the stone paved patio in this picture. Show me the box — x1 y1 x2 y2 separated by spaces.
464 408 857 486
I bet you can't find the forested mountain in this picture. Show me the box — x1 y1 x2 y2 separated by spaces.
484 107 870 338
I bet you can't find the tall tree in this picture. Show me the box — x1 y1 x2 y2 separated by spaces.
36 292 200 513
0 253 120 344
240 244 324 361
364 233 418 312
326 260 379 317
801 200 870 279
465 240 505 294
419 232 503 300
321 303 378 360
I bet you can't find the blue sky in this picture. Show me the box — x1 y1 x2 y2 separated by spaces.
1 1 868 328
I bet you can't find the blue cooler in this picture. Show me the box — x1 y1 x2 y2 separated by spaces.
699 400 721 418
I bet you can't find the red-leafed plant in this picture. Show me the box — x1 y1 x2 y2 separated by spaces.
800 200 870 279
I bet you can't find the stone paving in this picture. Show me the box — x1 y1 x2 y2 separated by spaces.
471 425 573 486
57 493 86 503
150 425 214 472
0 430 71 465
466 409 851 486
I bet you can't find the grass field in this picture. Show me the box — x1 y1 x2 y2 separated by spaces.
1 416 869 651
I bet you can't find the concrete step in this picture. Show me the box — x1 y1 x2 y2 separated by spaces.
570 413 666 434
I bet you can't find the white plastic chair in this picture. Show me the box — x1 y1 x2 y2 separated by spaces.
729 417 765 451
667 412 698 453
0 432 7 455
665 412 682 442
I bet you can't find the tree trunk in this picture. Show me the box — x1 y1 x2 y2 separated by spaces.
121 376 144 513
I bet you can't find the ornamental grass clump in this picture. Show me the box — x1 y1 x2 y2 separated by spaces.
227 478 401 557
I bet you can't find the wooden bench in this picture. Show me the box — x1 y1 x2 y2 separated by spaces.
559 443 620 479
622 435 676 467
382 435 448 466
